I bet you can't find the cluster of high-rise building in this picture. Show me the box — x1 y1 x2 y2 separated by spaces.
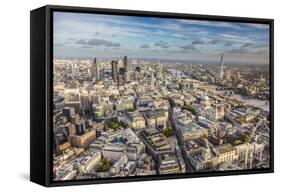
182 55 270 100
52 55 270 180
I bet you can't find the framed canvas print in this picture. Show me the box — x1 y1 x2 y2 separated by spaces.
30 5 274 187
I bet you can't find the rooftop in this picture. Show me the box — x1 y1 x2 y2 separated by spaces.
216 144 234 154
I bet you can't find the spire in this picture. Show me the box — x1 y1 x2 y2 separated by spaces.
218 53 224 81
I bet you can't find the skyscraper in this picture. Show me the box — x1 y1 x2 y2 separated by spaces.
111 60 118 82
124 56 128 72
225 68 231 80
63 107 75 122
123 56 130 82
93 57 99 81
155 64 163 79
218 54 224 81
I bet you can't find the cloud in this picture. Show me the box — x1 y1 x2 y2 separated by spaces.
208 39 220 45
227 48 248 54
112 47 120 50
255 44 269 48
76 39 87 44
154 41 169 48
220 34 252 43
192 40 204 45
76 38 120 47
80 45 92 49
140 44 150 49
255 50 268 54
242 23 269 29
227 48 268 54
54 12 269 63
179 44 196 51
179 19 242 30
224 42 233 47
179 19 269 30
242 42 254 47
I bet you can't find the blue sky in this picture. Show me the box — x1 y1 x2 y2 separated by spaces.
54 12 270 64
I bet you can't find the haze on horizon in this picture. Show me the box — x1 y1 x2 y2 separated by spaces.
54 12 270 65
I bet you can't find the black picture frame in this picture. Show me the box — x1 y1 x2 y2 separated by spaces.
30 5 274 187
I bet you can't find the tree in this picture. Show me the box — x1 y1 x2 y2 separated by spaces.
202 132 208 138
233 140 242 146
127 107 135 112
182 105 195 114
175 169 182 174
242 134 251 143
163 126 173 137
95 158 112 172
109 122 119 129
124 123 130 129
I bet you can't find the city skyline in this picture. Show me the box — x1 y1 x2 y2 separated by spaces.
54 12 270 64
52 12 271 181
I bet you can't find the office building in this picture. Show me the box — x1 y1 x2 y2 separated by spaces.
111 60 118 82
93 57 100 81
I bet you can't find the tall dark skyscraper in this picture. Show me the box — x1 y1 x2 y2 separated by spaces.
123 56 130 82
124 56 128 71
111 60 118 82
93 57 99 81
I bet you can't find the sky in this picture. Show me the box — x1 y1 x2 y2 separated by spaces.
53 12 270 64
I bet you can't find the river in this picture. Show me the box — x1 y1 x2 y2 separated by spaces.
167 68 269 112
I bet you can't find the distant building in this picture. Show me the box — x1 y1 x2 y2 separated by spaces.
80 152 102 173
80 93 90 111
137 95 154 107
117 74 124 86
102 143 125 161
215 144 237 164
124 56 128 72
111 60 118 82
187 146 213 171
158 154 180 174
198 116 218 130
139 128 172 160
143 109 168 131
175 117 208 140
69 129 96 148
135 66 141 80
196 99 224 121
64 101 81 114
200 95 211 109
125 111 146 129
217 54 224 81
63 107 75 122
93 57 100 81
225 68 231 80
155 64 163 79
92 103 104 121
75 121 86 135
124 161 137 175
110 154 128 174
124 56 130 82
54 133 67 154
126 143 145 160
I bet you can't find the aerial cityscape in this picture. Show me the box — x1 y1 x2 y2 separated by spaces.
52 12 271 181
